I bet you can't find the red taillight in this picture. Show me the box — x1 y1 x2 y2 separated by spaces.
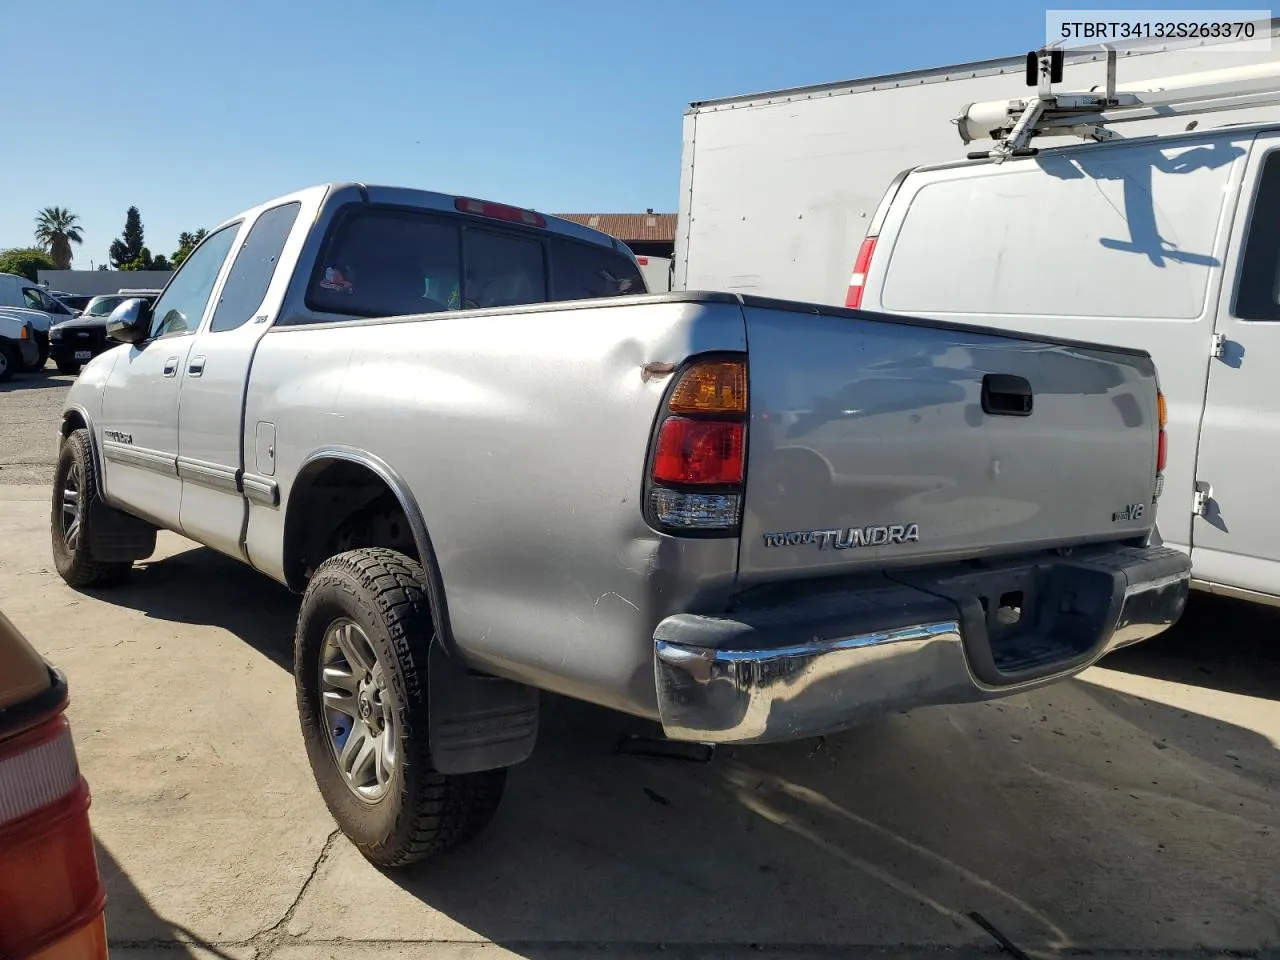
454 197 547 228
653 418 745 485
637 256 649 265
844 236 877 308
646 359 748 531
1157 428 1168 473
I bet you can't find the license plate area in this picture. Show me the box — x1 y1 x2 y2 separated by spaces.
74 351 92 360
888 554 1126 686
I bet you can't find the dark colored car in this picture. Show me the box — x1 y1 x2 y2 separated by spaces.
48 294 159 375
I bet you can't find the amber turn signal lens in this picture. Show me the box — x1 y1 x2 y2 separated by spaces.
1157 391 1167 430
668 361 747 414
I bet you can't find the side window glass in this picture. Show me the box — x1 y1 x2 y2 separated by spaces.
549 238 645 301
462 229 546 309
146 224 239 340
210 202 301 333
1235 151 1280 321
22 288 42 309
309 208 461 318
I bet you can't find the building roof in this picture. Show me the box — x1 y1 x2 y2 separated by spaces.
554 212 676 243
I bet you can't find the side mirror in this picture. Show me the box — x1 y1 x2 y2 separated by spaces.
106 298 152 345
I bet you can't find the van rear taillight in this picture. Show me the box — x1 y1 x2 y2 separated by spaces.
646 358 748 534
844 236 877 308
454 197 547 228
1154 389 1168 502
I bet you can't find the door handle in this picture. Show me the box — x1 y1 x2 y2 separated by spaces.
188 356 206 377
981 373 1033 417
163 356 179 378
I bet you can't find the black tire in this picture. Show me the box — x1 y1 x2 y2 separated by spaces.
55 358 81 376
296 547 505 868
0 342 17 383
33 338 49 371
50 429 133 588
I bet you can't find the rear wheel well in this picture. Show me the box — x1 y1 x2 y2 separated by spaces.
61 411 87 438
283 459 420 591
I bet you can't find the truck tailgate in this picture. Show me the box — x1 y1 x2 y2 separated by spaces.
739 301 1160 583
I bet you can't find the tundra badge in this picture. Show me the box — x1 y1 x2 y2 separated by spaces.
763 524 920 550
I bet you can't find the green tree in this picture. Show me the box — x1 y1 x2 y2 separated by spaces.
171 228 207 268
109 206 147 269
33 207 84 269
0 247 56 282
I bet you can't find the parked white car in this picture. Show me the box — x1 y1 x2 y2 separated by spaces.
0 313 40 382
0 273 79 370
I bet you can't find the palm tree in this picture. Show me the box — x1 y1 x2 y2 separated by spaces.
34 207 84 270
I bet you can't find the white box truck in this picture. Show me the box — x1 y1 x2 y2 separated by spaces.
674 22 1280 302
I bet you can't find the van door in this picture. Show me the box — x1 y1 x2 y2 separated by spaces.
176 199 305 559
1190 133 1280 598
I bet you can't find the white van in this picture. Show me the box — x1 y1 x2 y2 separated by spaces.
855 81 1280 607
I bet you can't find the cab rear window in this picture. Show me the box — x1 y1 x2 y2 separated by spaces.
306 205 644 319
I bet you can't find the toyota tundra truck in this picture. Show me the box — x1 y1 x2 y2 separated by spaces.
51 182 1190 868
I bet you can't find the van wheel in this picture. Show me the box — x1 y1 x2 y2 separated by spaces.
295 548 505 868
51 429 133 587
0 343 17 383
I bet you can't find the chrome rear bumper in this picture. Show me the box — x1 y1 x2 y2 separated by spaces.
654 545 1190 744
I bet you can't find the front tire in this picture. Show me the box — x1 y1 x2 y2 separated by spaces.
51 429 133 587
0 342 17 383
295 548 505 868
55 358 81 376
26 335 48 372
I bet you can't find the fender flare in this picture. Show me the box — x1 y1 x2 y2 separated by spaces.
289 446 464 662
60 404 110 505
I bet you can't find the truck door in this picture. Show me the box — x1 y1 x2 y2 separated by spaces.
1191 132 1280 597
97 225 239 528
176 200 304 559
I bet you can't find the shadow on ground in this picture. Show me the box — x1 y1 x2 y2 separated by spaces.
94 839 234 959
0 366 74 393
82 545 1280 956
1106 591 1280 701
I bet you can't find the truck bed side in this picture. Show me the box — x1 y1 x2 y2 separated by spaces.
242 296 746 719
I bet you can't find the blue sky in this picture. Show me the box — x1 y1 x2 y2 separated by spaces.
3 0 1174 268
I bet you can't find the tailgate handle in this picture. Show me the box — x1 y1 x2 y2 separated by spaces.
982 374 1033 417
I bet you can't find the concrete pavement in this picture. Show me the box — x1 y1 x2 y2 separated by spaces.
0 484 1277 958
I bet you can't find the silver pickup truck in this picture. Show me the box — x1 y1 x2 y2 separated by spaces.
53 183 1190 867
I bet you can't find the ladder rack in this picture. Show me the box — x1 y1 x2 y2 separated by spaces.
955 49 1280 161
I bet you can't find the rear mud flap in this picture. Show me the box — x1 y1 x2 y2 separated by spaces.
427 638 539 774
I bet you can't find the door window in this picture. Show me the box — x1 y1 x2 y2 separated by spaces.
22 287 69 314
210 202 301 333
1234 151 1280 321
146 224 239 340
